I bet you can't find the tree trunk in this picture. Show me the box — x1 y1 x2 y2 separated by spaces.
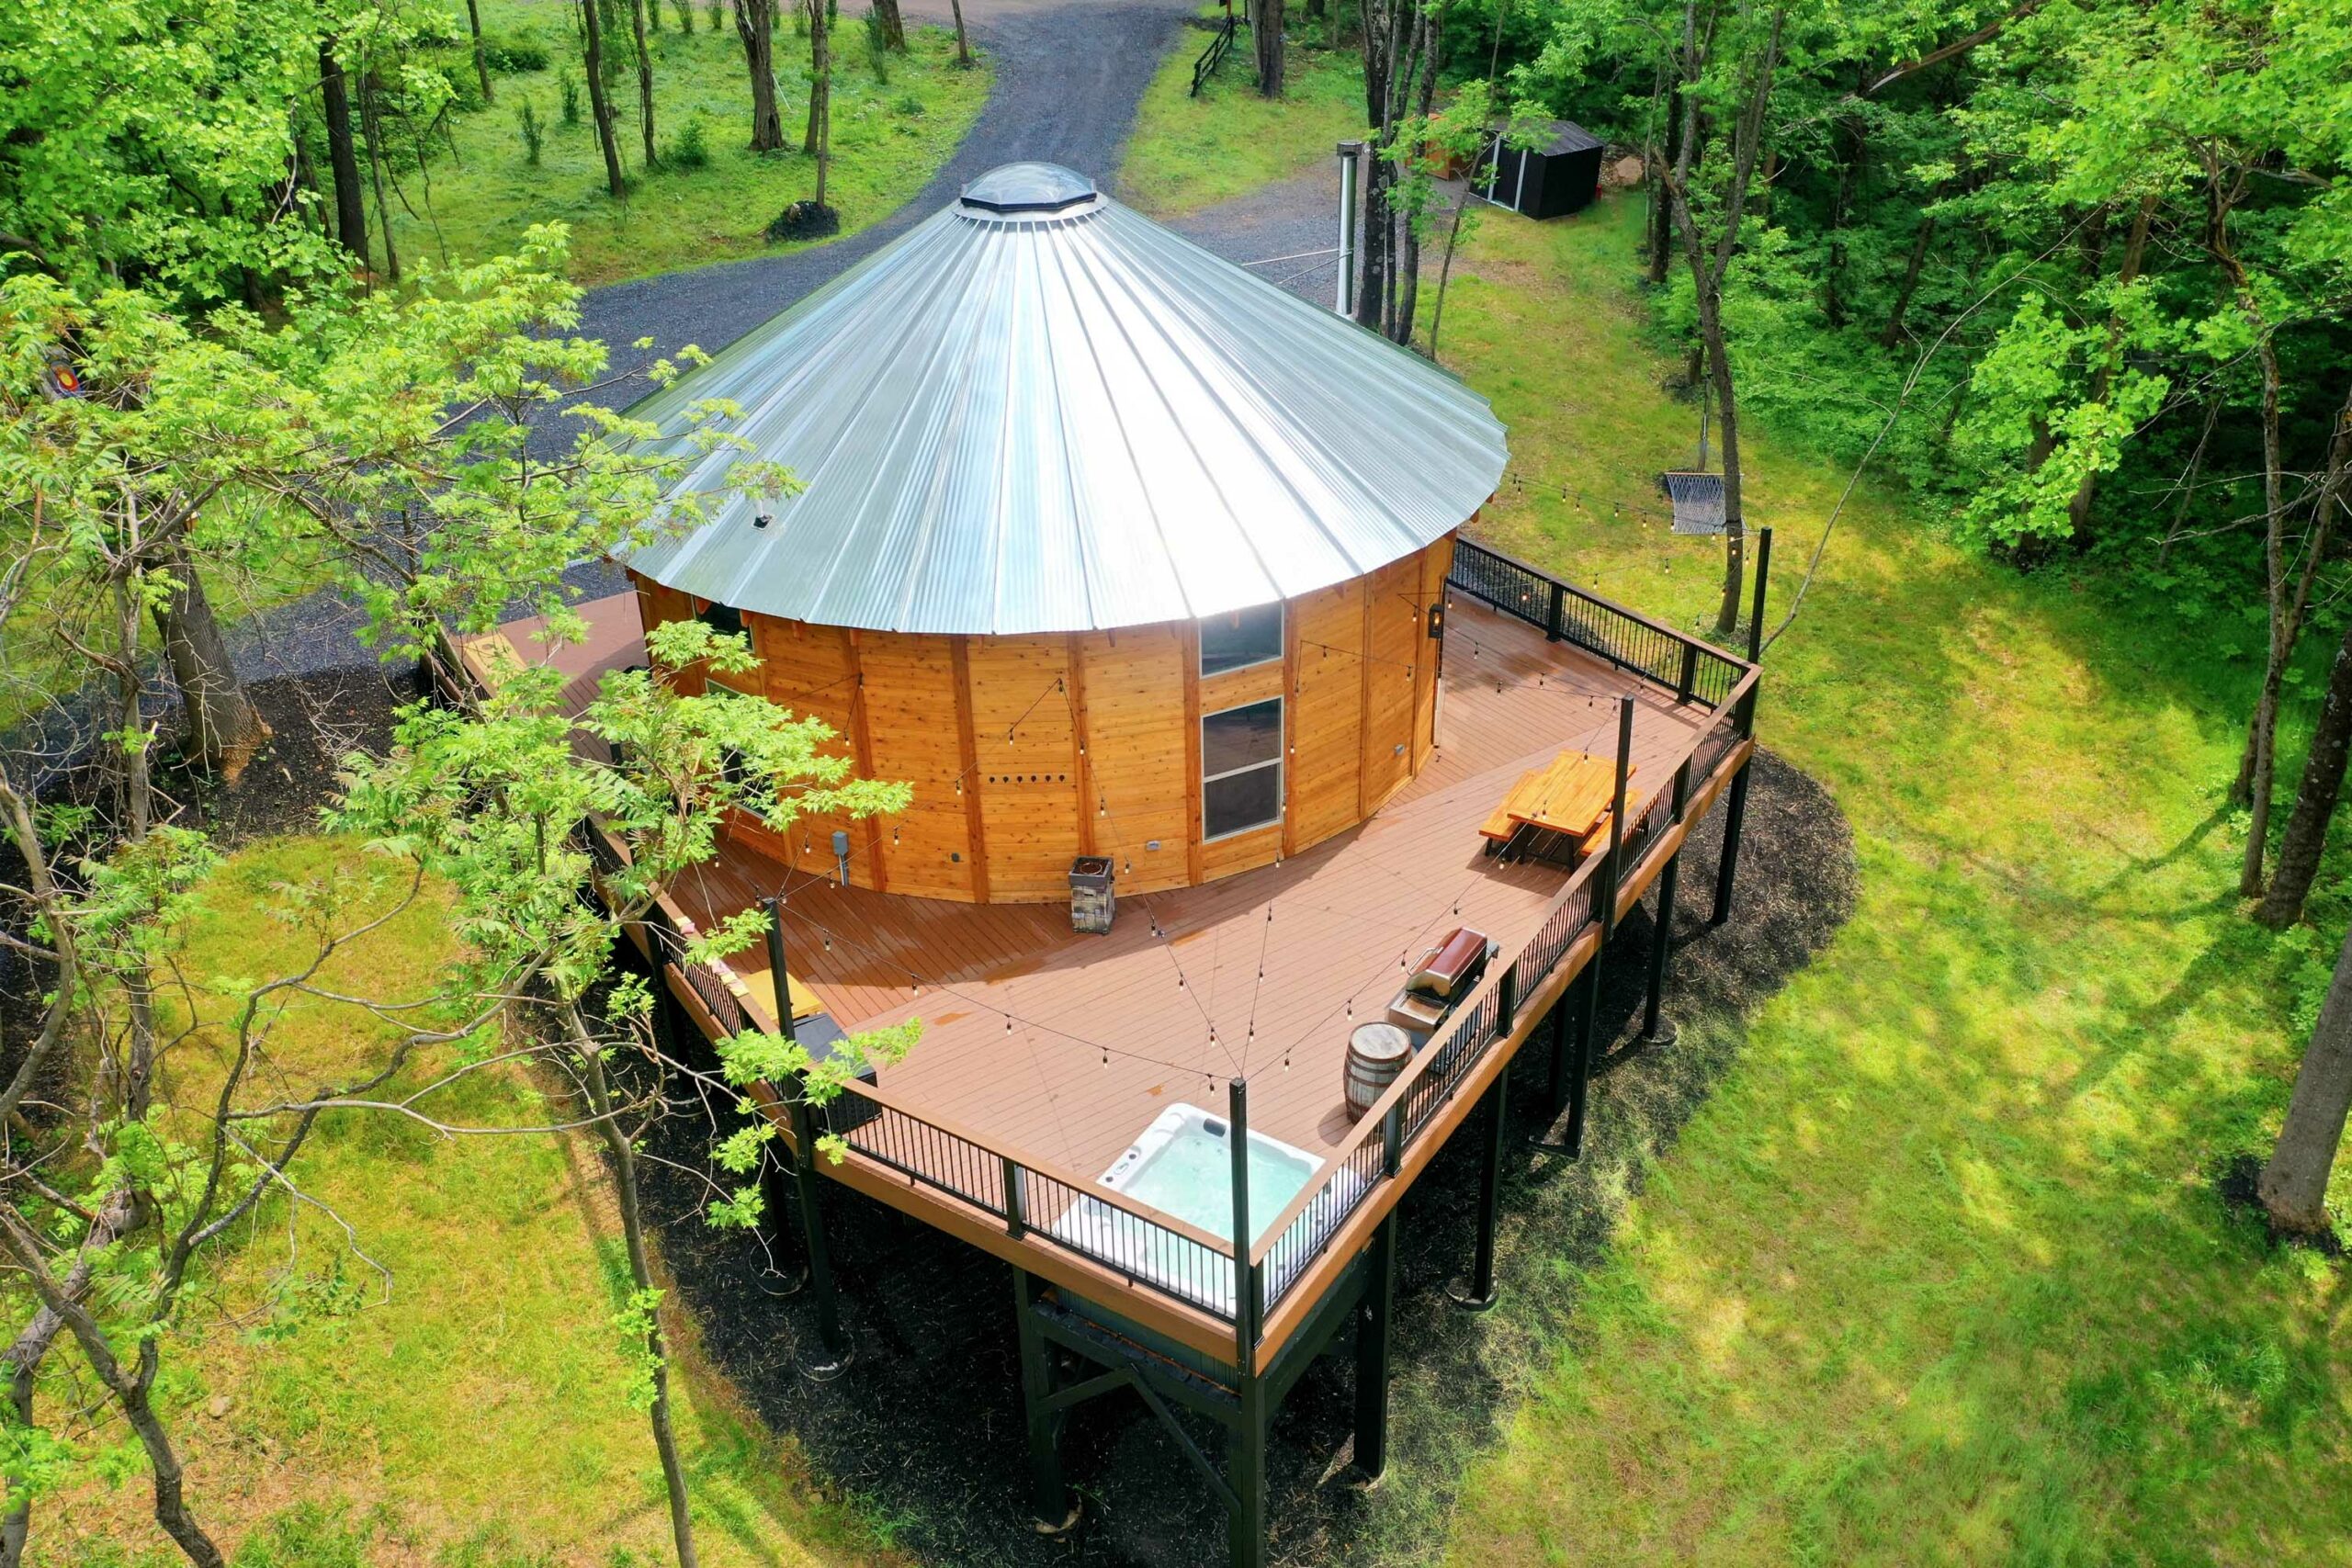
318 43 369 268
734 0 785 151
573 1019 700 1568
1823 92 1864 328
358 73 401 282
2250 389 2352 928
873 0 905 50
629 0 658 166
2064 190 2158 535
153 537 269 779
1880 212 1934 347
2257 626 2352 931
580 0 629 195
947 0 971 65
808 0 832 209
1646 69 1680 288
466 0 495 100
1254 0 1285 96
2260 919 2352 1235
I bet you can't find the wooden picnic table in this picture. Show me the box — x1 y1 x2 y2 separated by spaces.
1478 751 1638 855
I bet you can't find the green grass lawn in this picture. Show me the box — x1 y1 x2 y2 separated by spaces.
1113 51 2352 1563
1115 9 1364 217
52 837 890 1568
390 0 989 288
1424 199 2352 1565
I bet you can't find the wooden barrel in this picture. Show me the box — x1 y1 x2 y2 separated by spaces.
1345 1023 1412 1116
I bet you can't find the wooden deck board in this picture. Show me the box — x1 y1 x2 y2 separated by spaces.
651 595 1713 1184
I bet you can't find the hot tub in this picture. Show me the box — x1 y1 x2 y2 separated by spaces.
1047 1105 1366 1321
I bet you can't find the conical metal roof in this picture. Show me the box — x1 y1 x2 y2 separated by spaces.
621 163 1509 636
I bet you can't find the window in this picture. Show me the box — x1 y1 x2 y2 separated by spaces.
695 601 745 640
705 671 755 788
1202 698 1283 840
1200 602 1283 677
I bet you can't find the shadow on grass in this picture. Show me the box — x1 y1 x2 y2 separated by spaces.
630 749 1857 1566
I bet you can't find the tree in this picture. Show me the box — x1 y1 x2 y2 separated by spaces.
872 0 906 51
581 0 629 195
2259 919 2352 1235
319 39 371 268
804 0 836 212
1255 0 1287 96
630 0 659 165
1657 0 1783 639
733 0 786 152
466 0 495 100
946 0 971 66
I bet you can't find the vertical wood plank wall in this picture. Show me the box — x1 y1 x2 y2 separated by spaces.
629 530 1457 904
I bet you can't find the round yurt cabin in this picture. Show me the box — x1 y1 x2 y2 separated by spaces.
622 164 1509 906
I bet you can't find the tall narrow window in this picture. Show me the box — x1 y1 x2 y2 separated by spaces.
1202 697 1283 840
1200 601 1283 677
695 600 745 640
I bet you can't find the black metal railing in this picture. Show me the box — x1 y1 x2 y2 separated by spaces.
1449 536 1747 707
1241 659 1759 1336
1191 11 1238 96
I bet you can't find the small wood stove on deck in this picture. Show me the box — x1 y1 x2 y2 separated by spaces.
543 163 1768 1566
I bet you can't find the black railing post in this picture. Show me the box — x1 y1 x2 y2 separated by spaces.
760 895 797 1045
1545 580 1566 643
1382 1101 1404 1178
1677 640 1699 704
1601 696 1635 941
1229 1078 1258 1360
1497 963 1518 1038
1003 1154 1026 1239
1747 525 1773 665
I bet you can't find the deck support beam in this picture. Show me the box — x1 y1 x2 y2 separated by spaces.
1641 852 1682 1044
1643 757 1691 1045
1353 1211 1396 1483
1447 1071 1506 1310
766 897 852 1380
1013 1269 1080 1534
1710 760 1751 928
1227 1371 1268 1568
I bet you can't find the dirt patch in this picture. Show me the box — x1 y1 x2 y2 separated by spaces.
633 747 1858 1565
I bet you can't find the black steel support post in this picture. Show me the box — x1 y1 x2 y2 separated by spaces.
753 898 808 1294
1227 1077 1267 1567
1227 1372 1269 1568
1714 533 1769 924
1543 980 1576 1118
1642 759 1692 1046
1353 1209 1397 1484
764 897 851 1380
1446 1069 1508 1310
1012 1269 1079 1534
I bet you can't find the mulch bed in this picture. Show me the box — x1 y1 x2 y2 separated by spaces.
634 747 1860 1566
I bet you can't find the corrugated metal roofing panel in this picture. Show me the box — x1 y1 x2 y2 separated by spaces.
621 163 1510 635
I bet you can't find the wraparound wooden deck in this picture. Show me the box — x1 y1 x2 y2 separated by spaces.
634 592 1710 1180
